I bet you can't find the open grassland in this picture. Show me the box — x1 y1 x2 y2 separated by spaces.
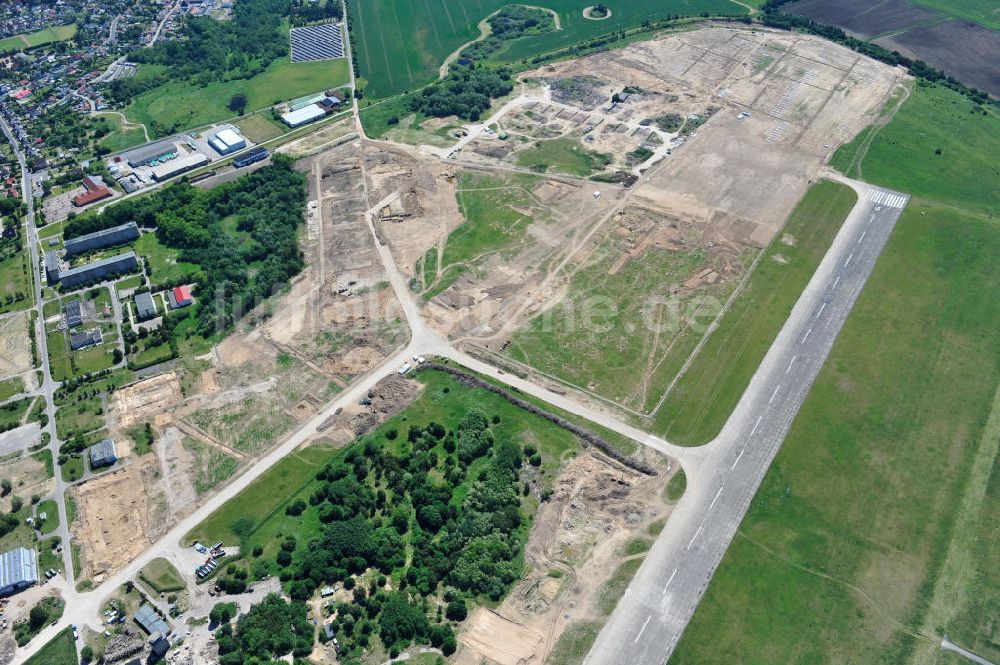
187 369 584 547
0 24 76 52
653 180 856 444
831 83 999 215
907 0 1000 31
234 112 288 143
515 136 611 176
418 171 542 298
24 627 77 665
140 557 186 594
126 58 348 136
353 0 745 98
93 113 147 153
673 83 1000 664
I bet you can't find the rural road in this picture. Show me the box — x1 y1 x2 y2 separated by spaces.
583 178 911 665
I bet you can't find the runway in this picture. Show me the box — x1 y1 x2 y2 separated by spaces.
583 179 910 665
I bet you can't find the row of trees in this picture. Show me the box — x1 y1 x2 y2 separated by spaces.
408 66 514 121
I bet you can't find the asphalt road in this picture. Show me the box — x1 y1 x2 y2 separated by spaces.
583 178 910 665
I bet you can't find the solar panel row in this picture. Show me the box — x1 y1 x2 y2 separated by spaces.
290 23 345 63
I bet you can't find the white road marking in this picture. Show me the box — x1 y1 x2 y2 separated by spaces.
833 275 841 289
845 253 854 268
802 327 812 343
769 385 780 404
786 355 796 373
687 525 704 550
858 230 866 243
662 569 677 594
635 615 652 642
709 486 724 509
815 302 826 319
750 415 762 437
732 447 745 469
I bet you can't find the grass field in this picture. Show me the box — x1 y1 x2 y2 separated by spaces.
597 558 645 615
514 137 611 176
23 627 77 665
673 83 1000 664
182 436 240 495
0 376 23 402
234 112 288 143
186 369 583 550
417 171 543 298
140 557 186 594
653 180 857 444
547 622 602 665
136 232 202 284
506 211 755 412
37 499 59 535
93 113 147 153
0 24 76 52
830 83 999 215
353 0 746 98
0 239 33 316
126 57 349 136
907 0 1000 31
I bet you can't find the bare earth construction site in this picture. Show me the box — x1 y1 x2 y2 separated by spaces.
375 28 903 419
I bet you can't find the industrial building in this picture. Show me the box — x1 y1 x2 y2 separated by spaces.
44 250 60 284
281 104 326 128
167 285 193 309
69 328 103 350
234 146 269 168
0 547 38 596
151 152 209 182
64 299 83 328
63 222 140 257
135 603 171 637
72 175 112 208
135 291 157 321
57 251 138 289
208 128 246 156
88 438 117 469
124 141 177 168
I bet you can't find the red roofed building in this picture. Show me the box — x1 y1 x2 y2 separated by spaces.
73 175 112 208
168 285 193 309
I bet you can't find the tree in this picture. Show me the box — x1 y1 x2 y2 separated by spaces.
445 597 467 621
228 93 248 114
0 479 10 496
28 604 48 631
80 645 94 662
9 495 22 514
210 602 237 625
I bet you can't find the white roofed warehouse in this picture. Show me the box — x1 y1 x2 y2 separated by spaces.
209 128 247 156
0 547 38 596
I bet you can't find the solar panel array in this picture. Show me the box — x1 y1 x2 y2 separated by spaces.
290 23 345 63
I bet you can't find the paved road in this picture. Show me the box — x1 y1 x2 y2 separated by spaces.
942 638 998 665
583 177 910 665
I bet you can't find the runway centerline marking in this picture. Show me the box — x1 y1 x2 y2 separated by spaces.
858 230 866 243
732 448 745 469
709 486 723 509
833 275 841 289
815 302 826 319
845 253 854 268
750 415 762 437
687 525 704 550
802 327 812 344
786 355 796 373
662 569 677 594
769 385 780 404
635 615 652 643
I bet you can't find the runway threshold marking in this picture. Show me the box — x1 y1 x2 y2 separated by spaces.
635 615 652 642
663 569 677 594
687 525 704 550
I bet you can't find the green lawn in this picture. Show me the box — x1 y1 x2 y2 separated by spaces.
234 112 288 143
55 394 106 440
93 113 147 153
0 244 33 316
418 171 542 297
831 83 999 216
136 232 201 285
126 57 349 136
0 376 23 401
547 621 602 665
0 23 76 52
61 455 85 483
673 84 1000 664
653 180 857 443
140 557 186 594
514 137 611 176
353 0 745 98
23 627 77 665
36 499 59 535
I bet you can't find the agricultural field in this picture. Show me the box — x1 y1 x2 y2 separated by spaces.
0 23 76 52
908 0 1000 30
125 57 349 136
352 0 746 97
653 180 857 444
673 83 1000 664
